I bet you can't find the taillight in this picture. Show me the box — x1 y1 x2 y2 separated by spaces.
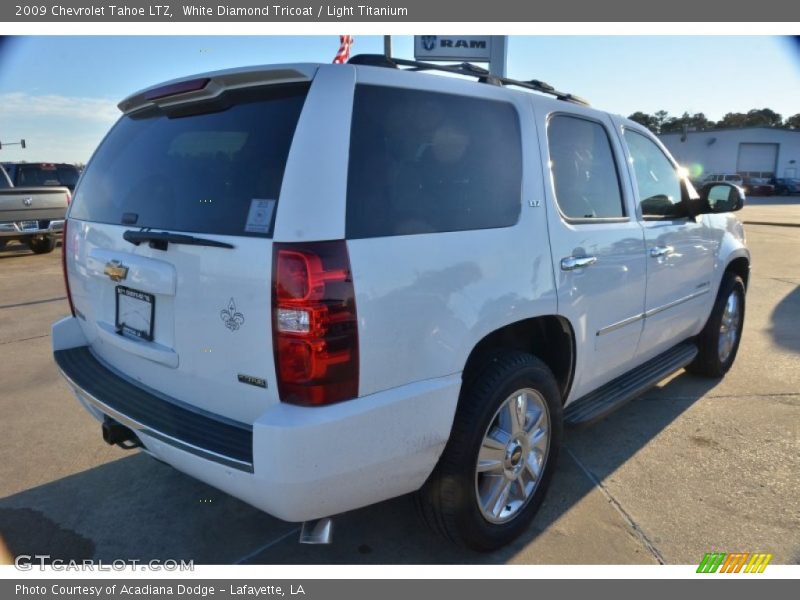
272 241 358 406
61 219 75 317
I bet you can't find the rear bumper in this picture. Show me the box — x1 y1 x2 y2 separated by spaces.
0 219 64 238
54 345 254 472
52 317 460 522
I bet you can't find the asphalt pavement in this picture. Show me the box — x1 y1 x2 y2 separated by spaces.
0 212 797 565
741 194 800 227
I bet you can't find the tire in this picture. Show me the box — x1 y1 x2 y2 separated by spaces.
28 236 56 254
686 272 746 378
416 351 563 551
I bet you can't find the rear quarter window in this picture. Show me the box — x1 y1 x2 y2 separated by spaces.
346 85 522 238
69 84 308 237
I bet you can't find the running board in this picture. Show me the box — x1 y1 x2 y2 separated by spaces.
564 341 698 427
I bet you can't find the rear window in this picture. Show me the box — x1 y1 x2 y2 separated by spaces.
70 84 308 237
13 164 80 189
346 85 522 238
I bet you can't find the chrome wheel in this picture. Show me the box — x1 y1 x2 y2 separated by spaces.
718 291 741 363
475 388 550 524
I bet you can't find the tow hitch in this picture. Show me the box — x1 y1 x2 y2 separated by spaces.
101 418 142 450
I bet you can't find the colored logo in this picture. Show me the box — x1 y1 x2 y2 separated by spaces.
104 260 129 282
697 552 772 573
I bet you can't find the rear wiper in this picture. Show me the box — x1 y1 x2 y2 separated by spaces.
123 229 234 250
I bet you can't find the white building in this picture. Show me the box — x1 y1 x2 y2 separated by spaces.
659 127 800 179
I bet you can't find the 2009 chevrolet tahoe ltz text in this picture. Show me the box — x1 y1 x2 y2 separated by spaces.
53 56 749 551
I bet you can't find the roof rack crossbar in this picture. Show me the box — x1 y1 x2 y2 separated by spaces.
347 54 590 107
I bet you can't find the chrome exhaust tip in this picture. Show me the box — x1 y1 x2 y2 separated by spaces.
299 518 334 544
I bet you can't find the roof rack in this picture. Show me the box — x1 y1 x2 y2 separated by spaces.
348 54 590 107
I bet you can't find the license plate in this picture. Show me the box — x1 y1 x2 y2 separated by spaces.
115 286 155 341
20 220 38 230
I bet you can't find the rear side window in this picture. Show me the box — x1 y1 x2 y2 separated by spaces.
346 85 522 238
547 115 625 220
70 84 308 237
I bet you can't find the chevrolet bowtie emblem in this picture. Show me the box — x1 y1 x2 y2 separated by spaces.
104 260 129 282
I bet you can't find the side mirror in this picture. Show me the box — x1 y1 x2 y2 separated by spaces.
698 183 745 214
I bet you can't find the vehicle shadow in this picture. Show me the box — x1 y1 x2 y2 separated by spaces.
769 285 800 354
0 454 290 565
0 240 61 260
0 242 32 259
0 371 722 565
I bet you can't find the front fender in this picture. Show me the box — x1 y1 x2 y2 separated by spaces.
707 213 750 293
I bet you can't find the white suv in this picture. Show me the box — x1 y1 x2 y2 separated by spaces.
699 173 745 187
53 56 750 551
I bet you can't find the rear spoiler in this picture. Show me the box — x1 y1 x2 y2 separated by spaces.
118 64 318 114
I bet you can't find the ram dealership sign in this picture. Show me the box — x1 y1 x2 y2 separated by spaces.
414 36 493 61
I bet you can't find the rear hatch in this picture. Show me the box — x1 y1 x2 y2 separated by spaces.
65 69 313 423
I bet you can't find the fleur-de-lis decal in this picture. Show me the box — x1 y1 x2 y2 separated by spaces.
220 298 245 331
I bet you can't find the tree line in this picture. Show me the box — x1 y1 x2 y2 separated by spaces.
628 108 800 134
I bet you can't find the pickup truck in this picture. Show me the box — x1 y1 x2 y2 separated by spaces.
0 163 70 253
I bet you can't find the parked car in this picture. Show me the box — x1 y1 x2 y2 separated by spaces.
0 163 70 253
697 173 744 188
772 177 800 195
742 177 775 196
52 57 750 551
3 162 81 192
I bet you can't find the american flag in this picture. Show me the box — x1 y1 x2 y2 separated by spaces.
333 35 354 64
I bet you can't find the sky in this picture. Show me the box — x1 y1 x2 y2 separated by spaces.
0 35 799 163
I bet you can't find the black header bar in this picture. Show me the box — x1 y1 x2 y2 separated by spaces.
4 0 799 22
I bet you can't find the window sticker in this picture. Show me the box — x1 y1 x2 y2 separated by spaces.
245 199 276 234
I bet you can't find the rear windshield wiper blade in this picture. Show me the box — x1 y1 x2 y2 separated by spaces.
123 229 234 250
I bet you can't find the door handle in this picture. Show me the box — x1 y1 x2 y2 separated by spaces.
649 245 674 258
561 255 597 271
